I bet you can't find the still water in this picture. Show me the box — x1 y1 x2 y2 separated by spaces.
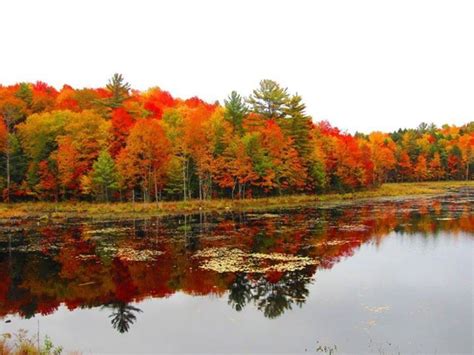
0 190 472 353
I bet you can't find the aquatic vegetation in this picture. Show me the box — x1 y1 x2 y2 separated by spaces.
313 239 354 247
77 247 163 262
83 227 132 235
116 247 163 262
0 190 471 338
337 224 370 232
315 342 338 354
193 247 318 273
364 305 391 313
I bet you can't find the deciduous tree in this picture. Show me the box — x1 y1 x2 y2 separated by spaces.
117 119 170 202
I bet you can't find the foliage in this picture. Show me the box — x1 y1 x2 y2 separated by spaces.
91 150 119 201
247 79 290 119
102 73 131 109
0 76 471 203
224 91 247 136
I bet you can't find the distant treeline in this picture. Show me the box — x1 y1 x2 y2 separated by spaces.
0 75 472 202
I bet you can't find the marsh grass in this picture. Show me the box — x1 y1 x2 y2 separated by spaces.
0 181 471 219
0 330 65 355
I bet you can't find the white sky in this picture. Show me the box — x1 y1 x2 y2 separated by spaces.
1 0 473 133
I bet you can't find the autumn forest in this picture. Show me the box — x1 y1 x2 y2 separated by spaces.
0 74 472 203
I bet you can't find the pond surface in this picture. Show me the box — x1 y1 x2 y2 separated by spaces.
0 189 472 353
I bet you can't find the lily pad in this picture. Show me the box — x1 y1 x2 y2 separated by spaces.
193 247 318 273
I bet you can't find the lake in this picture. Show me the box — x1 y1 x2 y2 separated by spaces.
0 189 472 353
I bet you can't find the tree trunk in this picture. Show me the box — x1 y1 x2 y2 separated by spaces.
198 176 202 201
231 178 237 200
182 158 187 201
5 145 10 203
143 185 147 203
154 171 158 203
186 158 191 200
208 176 212 200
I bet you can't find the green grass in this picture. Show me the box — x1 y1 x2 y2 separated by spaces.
0 181 472 220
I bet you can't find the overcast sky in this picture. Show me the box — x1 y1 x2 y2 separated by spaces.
0 0 473 133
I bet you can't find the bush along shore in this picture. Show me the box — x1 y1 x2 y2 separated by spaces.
0 181 472 220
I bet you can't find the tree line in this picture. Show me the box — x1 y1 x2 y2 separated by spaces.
0 74 472 202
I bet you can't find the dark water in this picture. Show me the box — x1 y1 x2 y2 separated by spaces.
0 190 472 354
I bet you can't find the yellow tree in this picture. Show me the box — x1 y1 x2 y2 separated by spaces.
117 119 170 202
183 103 216 200
368 132 396 184
414 154 429 181
429 152 443 181
62 110 110 171
458 133 474 180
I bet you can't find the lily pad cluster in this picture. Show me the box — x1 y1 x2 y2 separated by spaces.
116 247 163 261
193 247 318 273
77 247 163 262
83 227 132 236
313 239 353 247
337 224 369 232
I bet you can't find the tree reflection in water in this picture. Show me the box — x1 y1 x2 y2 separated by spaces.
103 302 143 333
228 271 311 318
0 190 472 332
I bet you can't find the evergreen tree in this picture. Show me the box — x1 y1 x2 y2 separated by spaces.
92 150 119 201
224 91 247 136
247 80 290 119
15 83 33 109
8 133 28 186
417 122 429 134
104 73 131 109
283 94 313 159
163 156 185 199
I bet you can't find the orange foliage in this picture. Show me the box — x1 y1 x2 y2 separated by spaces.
0 78 470 202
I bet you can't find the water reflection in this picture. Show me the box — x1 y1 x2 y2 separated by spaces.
228 271 311 319
0 190 472 333
103 302 143 333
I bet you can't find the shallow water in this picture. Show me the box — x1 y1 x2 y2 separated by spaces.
0 189 472 353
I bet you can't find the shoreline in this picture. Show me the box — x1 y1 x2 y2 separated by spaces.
0 181 472 220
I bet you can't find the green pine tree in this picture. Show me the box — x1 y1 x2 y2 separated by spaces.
224 91 248 136
283 94 313 160
15 83 33 108
247 79 290 119
103 73 131 109
92 150 119 202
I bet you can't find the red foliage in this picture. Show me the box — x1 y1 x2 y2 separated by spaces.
110 108 135 156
